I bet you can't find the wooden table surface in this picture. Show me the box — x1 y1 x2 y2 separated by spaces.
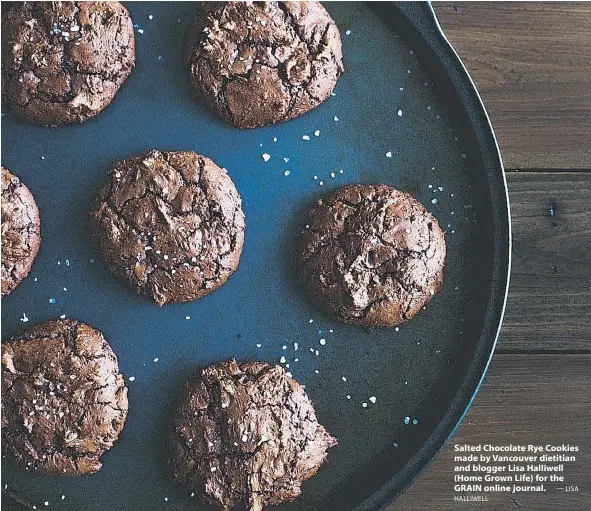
389 3 591 510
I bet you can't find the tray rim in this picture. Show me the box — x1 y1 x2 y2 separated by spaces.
351 2 512 510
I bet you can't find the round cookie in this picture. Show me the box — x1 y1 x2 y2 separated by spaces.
170 360 337 511
299 184 446 327
184 1 344 129
1 319 128 475
1 1 135 126
90 150 245 306
1 167 41 297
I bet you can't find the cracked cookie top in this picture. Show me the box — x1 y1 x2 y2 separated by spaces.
1 1 135 126
299 184 446 327
170 360 337 511
1 319 128 475
183 1 344 129
90 150 245 306
1 167 41 298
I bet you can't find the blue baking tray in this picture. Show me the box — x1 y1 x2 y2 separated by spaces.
1 2 510 510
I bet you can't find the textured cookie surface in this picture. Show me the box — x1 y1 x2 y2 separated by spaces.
299 184 446 327
170 360 337 510
1 1 135 126
1 167 40 297
90 150 245 306
1 319 128 475
184 1 344 129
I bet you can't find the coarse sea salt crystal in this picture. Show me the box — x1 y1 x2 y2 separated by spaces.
302 135 310 141
319 338 326 345
128 376 135 382
262 153 270 162
369 396 377 404
314 130 320 137
386 151 392 158
397 109 403 117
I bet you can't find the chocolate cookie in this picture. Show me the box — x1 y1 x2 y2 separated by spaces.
90 150 245 306
1 167 41 297
1 319 128 475
299 184 446 327
170 360 337 510
184 2 344 129
1 1 135 126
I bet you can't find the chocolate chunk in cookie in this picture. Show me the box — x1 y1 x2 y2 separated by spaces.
1 167 40 297
2 1 135 126
184 2 344 129
170 360 336 510
90 150 245 306
299 184 446 327
1 319 128 475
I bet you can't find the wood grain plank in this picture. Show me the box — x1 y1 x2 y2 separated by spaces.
499 172 591 351
388 354 591 511
433 2 591 170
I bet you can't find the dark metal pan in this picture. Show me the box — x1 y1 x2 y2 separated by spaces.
1 2 510 510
